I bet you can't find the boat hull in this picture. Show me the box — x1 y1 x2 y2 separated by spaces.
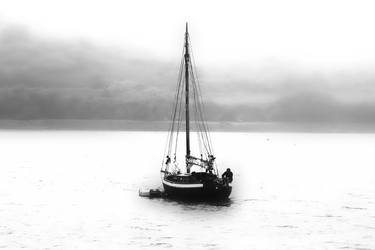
162 179 232 200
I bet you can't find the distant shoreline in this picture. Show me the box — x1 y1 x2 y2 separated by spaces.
1 120 375 133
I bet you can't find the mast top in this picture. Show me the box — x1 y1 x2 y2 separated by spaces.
185 22 188 34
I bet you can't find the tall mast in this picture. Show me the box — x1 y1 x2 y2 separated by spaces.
184 22 191 171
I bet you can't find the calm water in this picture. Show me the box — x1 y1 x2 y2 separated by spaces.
0 131 375 249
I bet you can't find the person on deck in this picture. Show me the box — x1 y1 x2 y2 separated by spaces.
165 155 171 165
222 168 233 183
206 165 214 174
206 154 215 174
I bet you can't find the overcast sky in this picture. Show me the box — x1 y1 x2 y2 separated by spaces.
1 0 375 123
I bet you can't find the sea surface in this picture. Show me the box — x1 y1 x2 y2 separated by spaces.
0 131 375 249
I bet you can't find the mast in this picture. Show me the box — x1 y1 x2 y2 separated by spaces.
184 22 191 172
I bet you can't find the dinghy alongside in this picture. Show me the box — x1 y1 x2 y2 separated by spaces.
139 188 164 198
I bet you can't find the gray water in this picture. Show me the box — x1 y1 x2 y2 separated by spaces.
0 131 375 249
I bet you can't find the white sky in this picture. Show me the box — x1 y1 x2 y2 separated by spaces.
1 0 375 69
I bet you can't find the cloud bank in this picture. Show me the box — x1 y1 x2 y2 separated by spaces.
1 25 375 124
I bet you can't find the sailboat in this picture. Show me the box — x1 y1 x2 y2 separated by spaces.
160 23 232 200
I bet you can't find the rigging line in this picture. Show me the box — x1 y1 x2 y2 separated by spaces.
196 86 214 154
188 39 210 139
174 75 184 157
194 102 206 158
191 69 212 153
168 47 184 132
193 76 217 173
190 68 211 155
189 63 208 155
163 43 185 166
191 70 205 156
167 77 182 156
195 85 205 156
195 85 212 154
193 82 209 155
189 62 212 154
167 45 185 156
190 70 201 136
174 75 185 154
187 34 216 173
189 42 214 155
185 35 207 157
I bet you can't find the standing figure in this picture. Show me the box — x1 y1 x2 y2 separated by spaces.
222 168 233 183
165 155 171 165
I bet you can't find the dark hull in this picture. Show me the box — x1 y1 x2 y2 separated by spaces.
163 179 232 200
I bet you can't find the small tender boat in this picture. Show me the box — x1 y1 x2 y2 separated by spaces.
160 23 232 200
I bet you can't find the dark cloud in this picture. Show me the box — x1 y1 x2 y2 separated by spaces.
0 25 177 120
1 25 375 125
